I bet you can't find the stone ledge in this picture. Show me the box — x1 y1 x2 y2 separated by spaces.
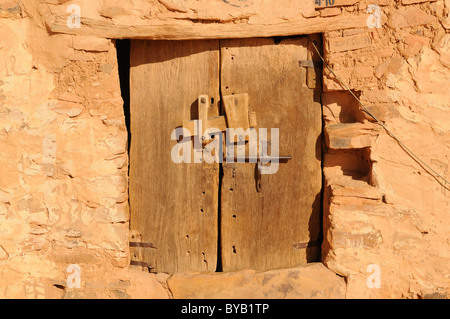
167 263 346 299
325 123 380 150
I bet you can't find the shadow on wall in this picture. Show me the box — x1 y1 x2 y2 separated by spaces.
116 39 131 153
307 192 322 263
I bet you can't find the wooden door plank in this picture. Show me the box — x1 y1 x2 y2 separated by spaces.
220 38 322 272
129 40 220 273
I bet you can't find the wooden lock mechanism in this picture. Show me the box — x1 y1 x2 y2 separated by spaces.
180 94 291 192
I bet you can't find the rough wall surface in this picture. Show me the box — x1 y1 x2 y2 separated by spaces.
0 0 448 298
0 0 129 298
321 0 450 298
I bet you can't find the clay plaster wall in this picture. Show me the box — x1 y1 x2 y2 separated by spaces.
0 0 448 298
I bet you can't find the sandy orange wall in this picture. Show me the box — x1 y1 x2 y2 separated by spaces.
0 0 448 298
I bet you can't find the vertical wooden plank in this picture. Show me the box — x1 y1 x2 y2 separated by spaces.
220 38 322 272
129 40 220 273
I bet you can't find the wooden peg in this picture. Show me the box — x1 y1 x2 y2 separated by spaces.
223 93 250 130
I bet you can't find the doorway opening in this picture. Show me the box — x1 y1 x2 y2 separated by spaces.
116 39 131 153
117 36 324 274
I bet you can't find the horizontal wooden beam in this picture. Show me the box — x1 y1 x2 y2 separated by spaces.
48 15 368 40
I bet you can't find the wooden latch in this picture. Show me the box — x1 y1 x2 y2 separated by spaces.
182 93 257 139
182 95 227 138
181 94 257 163
222 93 258 135
180 94 291 192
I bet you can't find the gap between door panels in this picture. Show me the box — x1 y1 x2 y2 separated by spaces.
215 39 224 272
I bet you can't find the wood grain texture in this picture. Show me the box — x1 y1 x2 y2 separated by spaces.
129 40 220 273
183 116 227 137
219 37 322 271
223 93 250 130
48 15 367 40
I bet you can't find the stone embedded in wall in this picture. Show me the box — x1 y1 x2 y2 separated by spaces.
327 32 373 53
127 270 170 299
332 230 383 250
408 47 450 94
401 0 438 4
324 66 378 91
442 16 450 29
387 7 437 30
0 1 21 18
58 92 84 104
328 178 383 200
0 246 8 261
398 34 431 58
98 63 115 75
373 57 404 80
319 7 341 18
325 123 380 149
104 134 128 155
50 250 103 265
359 103 400 122
432 33 450 67
0 189 12 203
167 263 346 299
72 36 111 52
359 90 400 104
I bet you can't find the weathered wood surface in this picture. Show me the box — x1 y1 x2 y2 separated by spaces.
129 40 221 273
48 14 367 40
219 37 323 271
130 37 322 273
223 93 250 131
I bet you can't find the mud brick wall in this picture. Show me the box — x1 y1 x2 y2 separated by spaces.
322 0 449 298
0 0 448 298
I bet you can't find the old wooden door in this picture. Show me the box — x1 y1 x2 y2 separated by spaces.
129 37 322 273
